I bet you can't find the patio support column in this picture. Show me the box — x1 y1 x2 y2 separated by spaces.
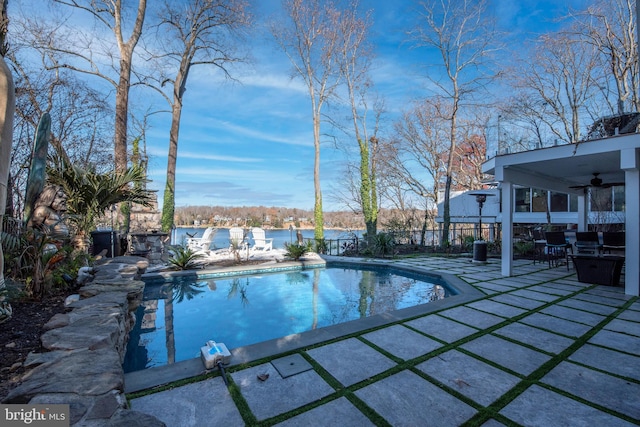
621 148 639 296
576 193 588 232
500 181 514 276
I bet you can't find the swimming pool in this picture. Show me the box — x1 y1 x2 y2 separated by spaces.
123 264 452 372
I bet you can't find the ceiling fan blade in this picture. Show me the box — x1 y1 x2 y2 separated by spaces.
568 184 590 189
601 182 625 188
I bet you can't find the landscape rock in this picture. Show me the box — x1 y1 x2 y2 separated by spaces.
4 348 123 403
3 256 165 426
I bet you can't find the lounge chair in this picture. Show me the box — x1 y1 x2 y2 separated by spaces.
186 227 216 253
251 227 273 251
229 227 248 250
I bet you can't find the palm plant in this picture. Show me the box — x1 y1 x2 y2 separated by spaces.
47 156 155 247
166 246 206 270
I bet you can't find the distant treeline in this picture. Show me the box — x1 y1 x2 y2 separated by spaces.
174 205 433 231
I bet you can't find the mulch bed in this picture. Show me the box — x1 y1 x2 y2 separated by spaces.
0 294 70 401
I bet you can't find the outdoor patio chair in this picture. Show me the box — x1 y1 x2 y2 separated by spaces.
186 226 216 253
251 227 273 251
229 227 249 251
532 229 547 266
575 231 602 255
544 231 572 270
602 231 625 254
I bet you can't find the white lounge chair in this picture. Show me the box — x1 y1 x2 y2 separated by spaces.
229 227 248 250
186 227 216 253
251 227 273 251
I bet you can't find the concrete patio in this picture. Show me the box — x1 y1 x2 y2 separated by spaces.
127 256 639 426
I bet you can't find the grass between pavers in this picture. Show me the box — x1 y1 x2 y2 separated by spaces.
126 263 638 426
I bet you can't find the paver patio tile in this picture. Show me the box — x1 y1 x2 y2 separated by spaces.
559 298 619 316
519 312 592 338
603 318 640 337
584 287 632 300
541 304 606 326
439 306 506 329
617 309 640 322
569 344 640 381
461 334 551 376
130 376 244 427
588 329 640 354
355 370 477 427
542 361 640 420
405 314 479 343
306 338 396 387
500 385 634 427
362 324 442 360
466 300 527 318
574 292 630 307
509 289 561 302
472 282 515 293
527 285 575 296
274 397 374 427
231 363 334 421
493 322 574 354
490 294 546 310
416 350 520 406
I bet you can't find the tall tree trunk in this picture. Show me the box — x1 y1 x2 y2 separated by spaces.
161 94 183 232
313 105 324 242
360 138 377 240
0 0 15 322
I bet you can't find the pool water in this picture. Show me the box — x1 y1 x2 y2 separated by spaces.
123 265 451 372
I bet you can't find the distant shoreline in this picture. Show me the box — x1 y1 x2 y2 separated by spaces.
175 225 355 231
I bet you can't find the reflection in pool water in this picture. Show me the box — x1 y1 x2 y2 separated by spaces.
123 265 451 372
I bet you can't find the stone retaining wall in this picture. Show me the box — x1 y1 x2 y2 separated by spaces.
2 256 165 426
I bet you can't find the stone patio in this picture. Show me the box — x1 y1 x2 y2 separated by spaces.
126 256 639 426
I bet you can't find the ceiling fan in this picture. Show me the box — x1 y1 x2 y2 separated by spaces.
569 173 625 189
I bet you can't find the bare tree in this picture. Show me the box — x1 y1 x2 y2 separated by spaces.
385 99 449 244
143 0 251 232
333 1 379 241
273 0 346 241
574 0 638 113
409 0 500 246
27 0 148 174
513 31 600 144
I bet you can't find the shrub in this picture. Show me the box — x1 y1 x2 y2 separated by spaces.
167 246 206 270
314 238 327 254
284 241 312 261
372 232 395 257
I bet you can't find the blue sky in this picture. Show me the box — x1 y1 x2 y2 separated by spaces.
20 0 589 211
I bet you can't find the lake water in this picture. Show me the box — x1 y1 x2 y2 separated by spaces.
170 227 362 250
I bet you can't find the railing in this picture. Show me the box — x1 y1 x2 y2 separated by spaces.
303 226 499 256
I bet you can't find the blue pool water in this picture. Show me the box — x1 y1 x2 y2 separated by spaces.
123 265 452 372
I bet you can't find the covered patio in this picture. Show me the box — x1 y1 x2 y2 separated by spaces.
482 133 640 296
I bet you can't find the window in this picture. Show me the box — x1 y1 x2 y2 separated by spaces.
515 188 530 212
590 187 612 212
613 186 625 212
550 192 568 212
531 188 547 212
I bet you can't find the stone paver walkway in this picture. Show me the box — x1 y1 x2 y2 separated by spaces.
128 257 639 426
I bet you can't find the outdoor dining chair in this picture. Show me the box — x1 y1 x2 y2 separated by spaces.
544 231 572 270
575 231 602 255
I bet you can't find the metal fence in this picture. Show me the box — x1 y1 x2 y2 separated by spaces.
304 225 499 256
